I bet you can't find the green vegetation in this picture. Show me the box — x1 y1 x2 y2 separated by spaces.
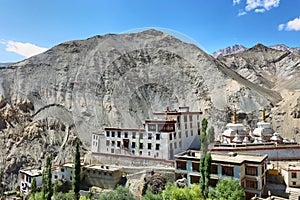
41 156 53 200
98 186 135 200
73 140 81 200
209 179 245 200
199 118 212 199
31 177 37 199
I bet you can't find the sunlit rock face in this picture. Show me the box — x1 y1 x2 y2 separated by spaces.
0 29 288 188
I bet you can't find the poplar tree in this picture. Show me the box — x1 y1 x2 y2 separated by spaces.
73 140 81 200
45 156 53 200
199 118 212 199
31 177 37 199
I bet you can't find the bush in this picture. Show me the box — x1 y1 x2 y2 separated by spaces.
98 186 135 200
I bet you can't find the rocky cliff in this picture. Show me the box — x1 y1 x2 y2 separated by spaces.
0 29 295 189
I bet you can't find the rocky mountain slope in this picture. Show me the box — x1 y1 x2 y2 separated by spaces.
0 29 297 189
212 44 300 58
219 43 300 137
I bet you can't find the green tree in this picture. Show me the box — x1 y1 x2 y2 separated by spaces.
73 140 81 200
31 177 37 199
142 188 162 200
45 156 53 200
41 170 46 199
161 183 203 200
199 118 212 199
98 186 135 200
209 179 245 200
204 153 212 198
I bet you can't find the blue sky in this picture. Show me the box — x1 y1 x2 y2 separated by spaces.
0 0 299 62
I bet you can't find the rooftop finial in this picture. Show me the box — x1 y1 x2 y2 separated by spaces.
262 109 266 122
233 110 237 124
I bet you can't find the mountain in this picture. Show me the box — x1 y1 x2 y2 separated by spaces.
219 43 300 138
269 44 300 55
212 44 247 58
0 63 12 67
0 29 295 188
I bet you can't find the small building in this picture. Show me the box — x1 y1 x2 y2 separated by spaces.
82 165 122 189
281 162 300 188
19 168 43 193
174 150 268 200
91 106 202 160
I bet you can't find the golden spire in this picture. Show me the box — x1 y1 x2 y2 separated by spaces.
262 109 266 122
233 110 237 124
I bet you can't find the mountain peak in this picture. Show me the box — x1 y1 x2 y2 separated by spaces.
212 44 247 58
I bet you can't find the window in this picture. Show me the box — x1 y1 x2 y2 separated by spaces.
174 142 177 149
148 152 151 156
132 142 136 148
174 132 177 139
191 130 193 136
192 162 200 172
140 143 143 149
61 168 65 172
246 166 258 176
148 133 152 140
185 131 188 137
117 141 121 147
111 148 114 153
190 122 193 128
140 133 144 139
292 172 297 178
148 124 156 131
211 164 218 174
292 181 296 186
148 143 152 150
179 132 181 138
185 124 188 129
189 115 193 121
169 134 172 140
112 132 115 137
179 141 182 148
112 141 115 146
156 134 160 140
106 140 110 146
170 143 173 149
132 132 136 139
70 176 72 181
184 115 187 122
156 144 160 150
222 166 234 176
246 180 258 189
176 161 187 170
139 151 142 155
124 132 128 138
209 179 218 187
106 131 110 137
117 131 121 138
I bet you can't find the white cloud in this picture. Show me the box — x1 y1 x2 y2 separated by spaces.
264 0 280 10
4 40 48 58
278 17 300 31
278 23 285 31
286 17 300 31
245 0 261 11
238 10 247 16
255 8 265 13
233 0 241 5
236 0 280 16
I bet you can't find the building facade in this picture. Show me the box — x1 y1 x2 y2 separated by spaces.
174 150 268 200
91 106 202 160
19 168 43 193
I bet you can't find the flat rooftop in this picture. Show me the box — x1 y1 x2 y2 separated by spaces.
83 165 121 171
20 168 42 177
175 150 268 164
